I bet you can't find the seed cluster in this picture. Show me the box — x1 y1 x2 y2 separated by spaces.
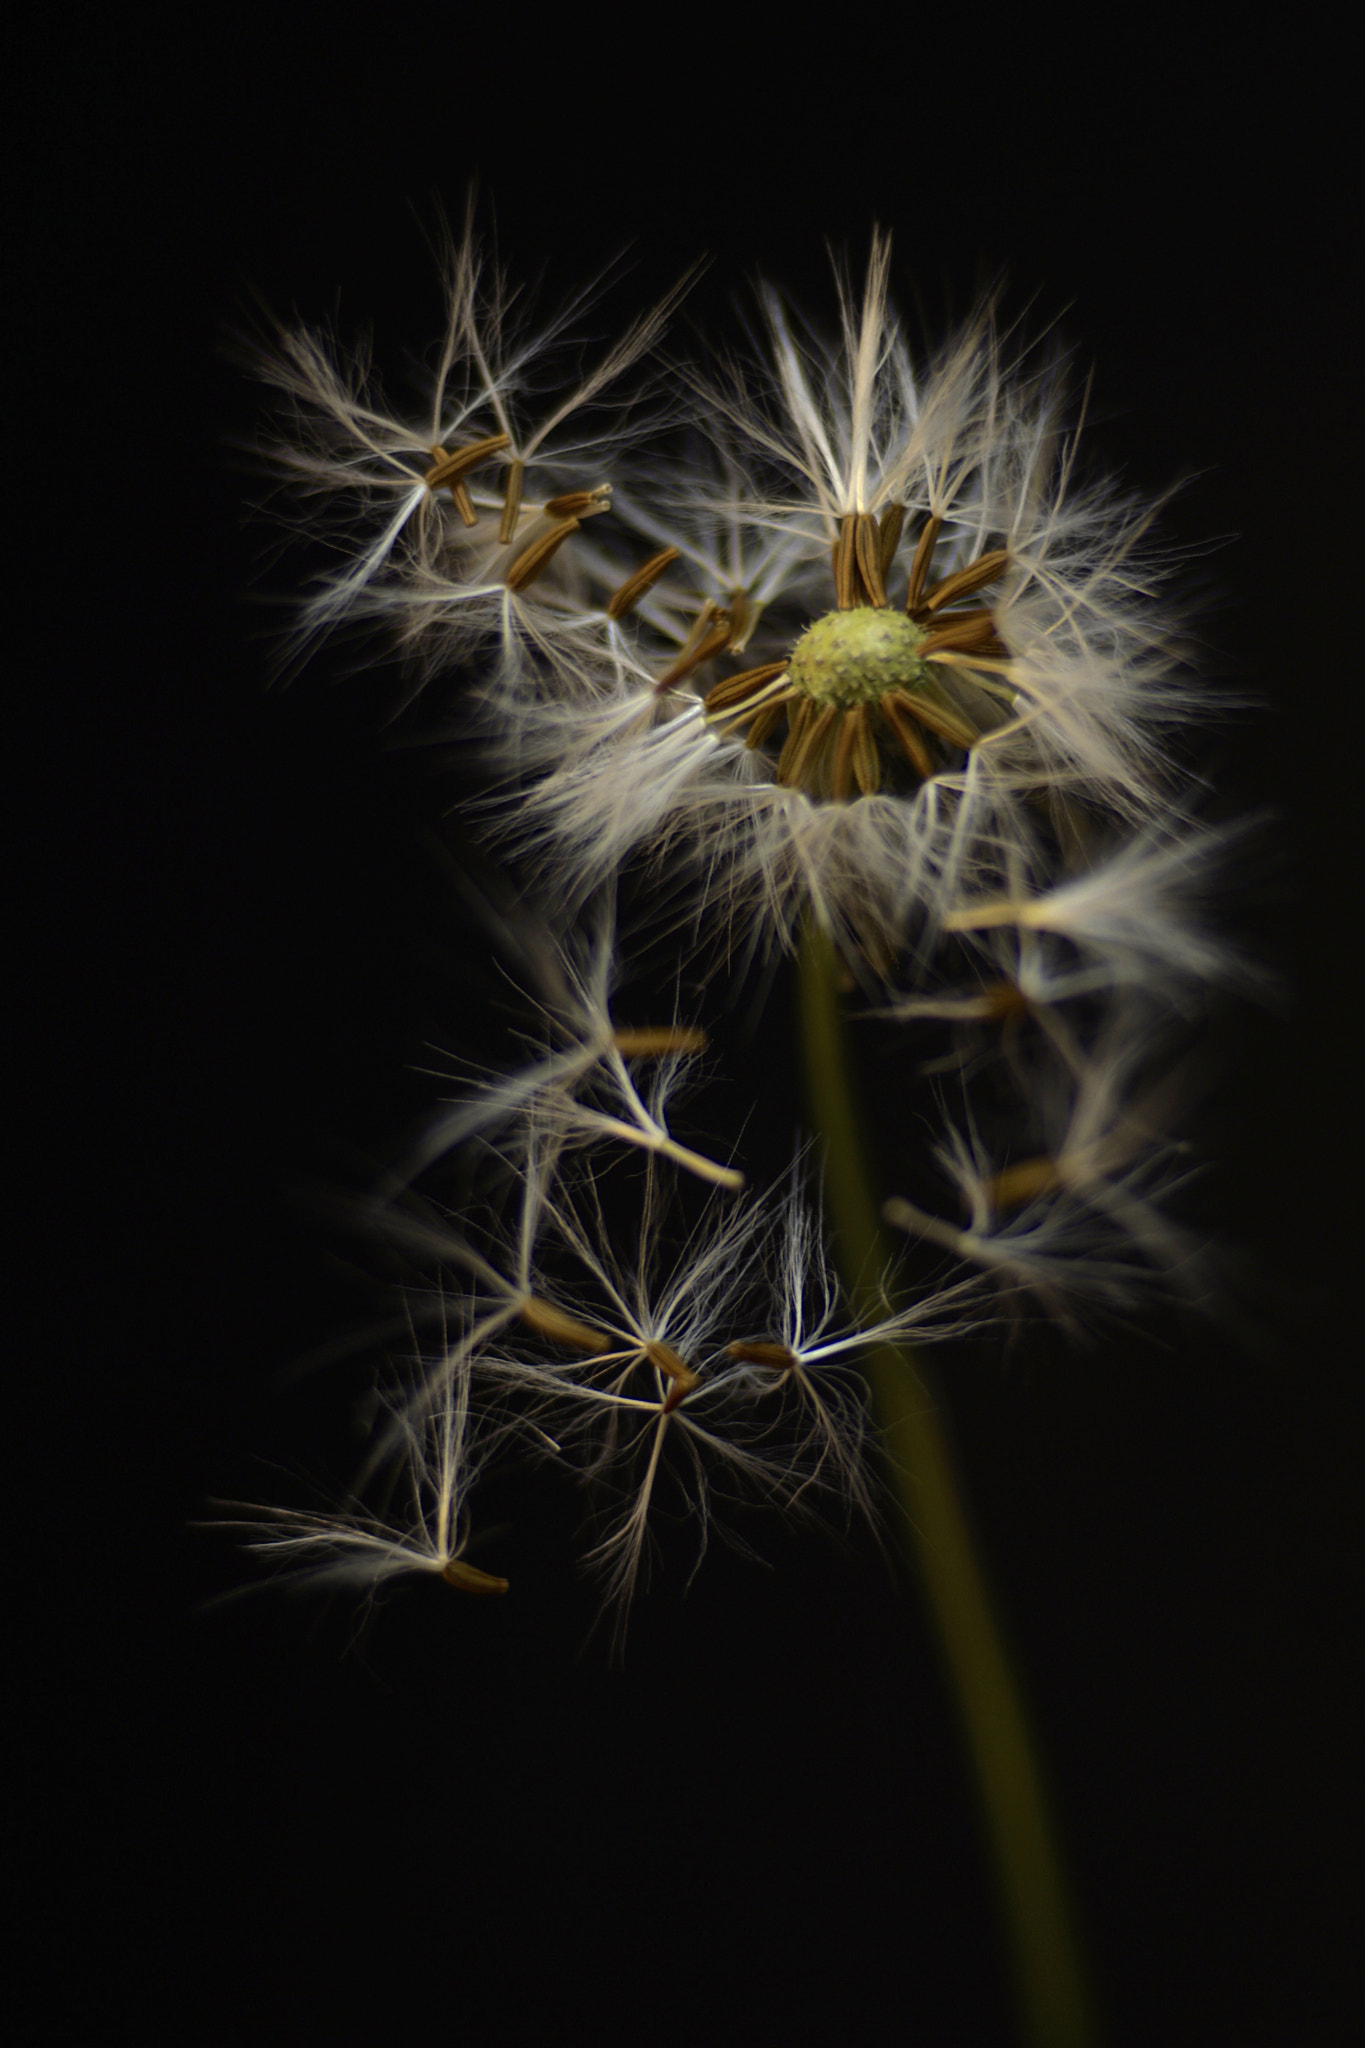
229 222 1239 1641
701 513 1009 800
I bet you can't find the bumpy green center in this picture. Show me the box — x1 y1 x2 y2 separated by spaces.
786 607 930 709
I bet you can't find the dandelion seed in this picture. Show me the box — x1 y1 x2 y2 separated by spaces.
460 1157 874 1639
883 1010 1205 1322
941 818 1249 994
211 1354 506 1599
359 1123 591 1455
717 1168 982 1514
397 895 740 1190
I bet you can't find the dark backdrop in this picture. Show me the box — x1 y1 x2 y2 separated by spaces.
24 19 1358 2045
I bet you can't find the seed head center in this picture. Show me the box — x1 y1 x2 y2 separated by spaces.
786 607 929 709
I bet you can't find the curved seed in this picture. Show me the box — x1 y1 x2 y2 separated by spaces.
504 518 580 592
607 545 681 619
922 549 1009 613
441 1558 510 1595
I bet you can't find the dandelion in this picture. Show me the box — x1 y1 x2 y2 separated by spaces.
237 203 1240 1593
234 212 1247 2043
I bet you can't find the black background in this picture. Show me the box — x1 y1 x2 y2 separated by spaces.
25 17 1359 2044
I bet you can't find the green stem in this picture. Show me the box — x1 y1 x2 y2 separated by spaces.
798 921 1101 2048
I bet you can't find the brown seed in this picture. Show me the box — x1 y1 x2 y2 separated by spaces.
646 1339 695 1382
920 604 994 633
647 1339 699 1413
905 514 943 613
878 694 935 779
712 687 797 738
726 1340 799 1370
542 487 612 520
657 605 733 688
441 1559 510 1595
708 685 798 746
832 704 875 801
854 512 887 607
831 710 856 802
611 1026 708 1057
779 702 838 790
704 660 791 714
504 518 580 592
424 432 512 495
745 701 787 751
922 549 1009 613
981 1156 1064 1211
919 615 1006 658
519 1296 612 1355
498 458 526 544
878 502 906 576
726 588 755 650
850 705 882 795
775 698 814 783
888 686 978 750
606 545 681 620
832 514 859 609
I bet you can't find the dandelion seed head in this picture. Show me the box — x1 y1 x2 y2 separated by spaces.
232 206 1247 1649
